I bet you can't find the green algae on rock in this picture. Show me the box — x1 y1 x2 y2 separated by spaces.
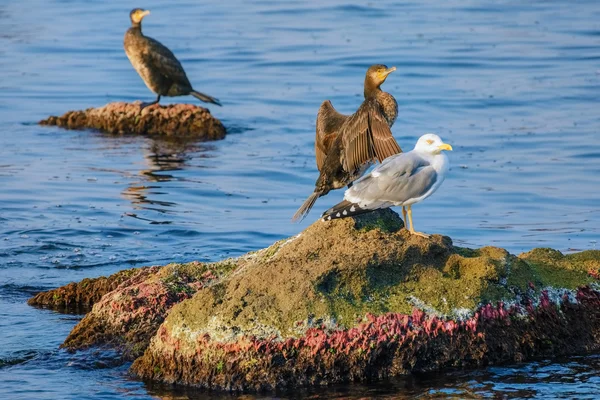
39 102 226 139
519 248 600 289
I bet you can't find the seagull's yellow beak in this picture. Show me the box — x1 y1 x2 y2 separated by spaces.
438 143 453 151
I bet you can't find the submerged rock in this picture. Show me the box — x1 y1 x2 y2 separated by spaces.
31 209 600 391
39 102 226 139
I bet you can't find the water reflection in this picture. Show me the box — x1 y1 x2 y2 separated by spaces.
120 137 216 222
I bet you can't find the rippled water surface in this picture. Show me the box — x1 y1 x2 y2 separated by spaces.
1 0 599 398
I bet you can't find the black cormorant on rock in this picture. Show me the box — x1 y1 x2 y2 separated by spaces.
124 8 221 109
292 65 401 221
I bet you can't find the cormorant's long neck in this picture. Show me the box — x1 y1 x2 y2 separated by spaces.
130 22 142 34
364 79 382 98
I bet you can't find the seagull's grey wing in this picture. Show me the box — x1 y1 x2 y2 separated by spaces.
142 36 191 86
345 152 437 207
315 100 347 171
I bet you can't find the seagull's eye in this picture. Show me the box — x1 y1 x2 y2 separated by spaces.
426 139 434 145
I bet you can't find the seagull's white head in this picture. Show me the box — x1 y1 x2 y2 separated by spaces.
414 133 453 155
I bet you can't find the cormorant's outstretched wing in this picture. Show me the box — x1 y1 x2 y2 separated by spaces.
315 100 348 171
368 105 402 163
339 102 373 172
340 99 401 172
142 36 190 85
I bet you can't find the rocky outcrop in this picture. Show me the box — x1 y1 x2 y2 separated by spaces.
30 209 600 391
39 102 226 139
132 288 600 391
127 210 600 390
61 261 238 359
27 267 146 311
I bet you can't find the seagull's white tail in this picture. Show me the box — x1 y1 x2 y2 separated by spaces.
291 192 321 222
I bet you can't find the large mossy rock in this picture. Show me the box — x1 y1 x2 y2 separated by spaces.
129 210 600 391
30 209 600 391
40 102 226 139
137 211 522 342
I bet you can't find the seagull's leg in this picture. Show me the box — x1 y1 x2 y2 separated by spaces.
407 205 430 238
402 206 408 228
140 95 161 110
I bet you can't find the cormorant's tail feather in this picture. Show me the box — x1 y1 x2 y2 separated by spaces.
191 90 222 106
292 192 321 222
321 200 371 221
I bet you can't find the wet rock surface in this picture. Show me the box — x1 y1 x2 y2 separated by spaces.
133 288 600 391
39 102 226 140
60 261 238 359
28 267 146 312
30 210 600 391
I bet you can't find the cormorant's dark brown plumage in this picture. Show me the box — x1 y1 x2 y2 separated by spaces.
124 8 221 109
292 65 402 222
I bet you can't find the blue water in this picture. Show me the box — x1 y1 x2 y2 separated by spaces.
1 0 600 398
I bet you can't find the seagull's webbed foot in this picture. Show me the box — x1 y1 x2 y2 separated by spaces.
409 230 430 239
406 205 430 238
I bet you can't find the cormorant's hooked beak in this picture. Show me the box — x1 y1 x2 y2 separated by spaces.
378 66 396 81
383 66 396 77
141 10 150 18
437 143 453 151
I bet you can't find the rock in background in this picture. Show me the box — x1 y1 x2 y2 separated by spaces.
39 102 226 140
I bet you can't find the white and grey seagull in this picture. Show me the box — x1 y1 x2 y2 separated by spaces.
321 133 452 238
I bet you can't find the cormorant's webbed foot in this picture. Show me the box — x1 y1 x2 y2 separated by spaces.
140 95 161 110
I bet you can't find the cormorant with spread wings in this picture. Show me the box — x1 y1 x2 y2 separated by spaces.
292 65 402 221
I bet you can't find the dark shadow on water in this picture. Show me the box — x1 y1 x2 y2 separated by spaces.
142 373 486 399
142 354 600 399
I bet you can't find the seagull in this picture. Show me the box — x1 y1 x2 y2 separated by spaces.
321 133 452 238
